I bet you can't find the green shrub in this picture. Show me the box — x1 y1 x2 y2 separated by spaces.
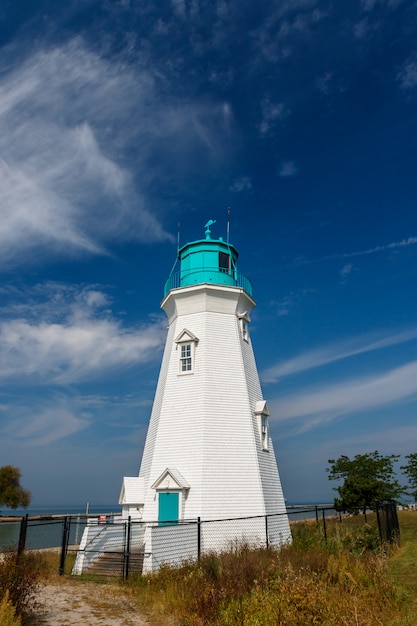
341 523 381 555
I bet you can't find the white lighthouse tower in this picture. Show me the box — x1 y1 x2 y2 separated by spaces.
118 221 291 566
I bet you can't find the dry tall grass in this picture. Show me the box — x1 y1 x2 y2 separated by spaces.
0 549 46 624
0 591 22 626
127 518 403 626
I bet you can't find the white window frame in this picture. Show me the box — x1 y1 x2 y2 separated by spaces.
254 401 270 452
175 329 199 376
179 342 193 373
237 312 250 343
261 415 269 451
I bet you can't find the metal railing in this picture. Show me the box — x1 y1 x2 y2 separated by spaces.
164 268 253 297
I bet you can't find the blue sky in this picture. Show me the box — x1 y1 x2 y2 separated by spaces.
1 0 417 508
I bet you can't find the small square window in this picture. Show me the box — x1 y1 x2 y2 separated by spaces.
179 343 193 373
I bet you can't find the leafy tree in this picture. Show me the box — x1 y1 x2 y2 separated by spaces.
0 466 31 509
327 451 404 515
401 453 417 501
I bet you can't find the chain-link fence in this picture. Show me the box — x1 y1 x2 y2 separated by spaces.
376 501 400 544
69 511 300 577
1 506 339 579
0 502 402 580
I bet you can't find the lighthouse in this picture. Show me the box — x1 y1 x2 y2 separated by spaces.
118 220 291 562
73 221 291 575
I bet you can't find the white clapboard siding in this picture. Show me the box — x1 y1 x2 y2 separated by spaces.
134 283 290 532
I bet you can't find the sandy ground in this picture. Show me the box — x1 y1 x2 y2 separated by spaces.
34 580 149 626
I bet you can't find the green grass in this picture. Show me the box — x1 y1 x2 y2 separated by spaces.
387 510 417 625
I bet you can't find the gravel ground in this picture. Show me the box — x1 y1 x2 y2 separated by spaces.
33 580 149 625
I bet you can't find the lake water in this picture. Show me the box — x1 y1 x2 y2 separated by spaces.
0 505 119 550
0 504 335 551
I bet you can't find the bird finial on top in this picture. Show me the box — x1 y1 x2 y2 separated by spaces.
204 219 216 240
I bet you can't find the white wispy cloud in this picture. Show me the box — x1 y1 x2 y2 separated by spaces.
0 38 234 268
250 2 325 65
339 262 354 283
314 71 346 95
342 237 417 258
0 398 90 446
0 283 166 384
397 55 417 90
271 359 417 426
297 236 417 267
269 288 317 318
278 160 298 177
0 41 173 265
258 97 288 135
261 327 417 383
229 176 252 192
319 424 417 459
362 0 407 11
171 0 186 18
314 71 334 94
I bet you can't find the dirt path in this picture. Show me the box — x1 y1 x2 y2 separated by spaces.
34 580 149 625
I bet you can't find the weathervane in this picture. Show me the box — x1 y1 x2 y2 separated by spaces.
204 219 216 238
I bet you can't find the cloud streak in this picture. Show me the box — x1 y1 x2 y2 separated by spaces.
272 359 417 424
342 237 417 258
0 38 235 268
261 327 417 383
0 398 90 446
295 236 417 268
0 284 166 384
0 41 174 265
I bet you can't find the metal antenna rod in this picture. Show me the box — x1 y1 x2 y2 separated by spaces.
227 205 231 243
168 219 181 277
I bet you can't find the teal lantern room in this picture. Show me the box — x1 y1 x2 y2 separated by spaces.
164 220 253 296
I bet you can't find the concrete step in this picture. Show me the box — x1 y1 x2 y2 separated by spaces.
86 550 145 576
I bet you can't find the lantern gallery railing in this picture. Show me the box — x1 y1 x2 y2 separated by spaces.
164 268 253 297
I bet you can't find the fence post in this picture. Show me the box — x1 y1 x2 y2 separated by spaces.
265 515 269 549
322 509 327 542
197 517 201 562
391 501 400 545
59 516 71 576
17 514 28 556
376 502 382 542
124 516 131 581
315 506 319 523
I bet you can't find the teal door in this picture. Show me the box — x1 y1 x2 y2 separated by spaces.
158 492 179 525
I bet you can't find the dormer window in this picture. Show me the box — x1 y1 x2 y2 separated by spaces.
254 400 270 451
175 329 199 375
237 312 250 342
